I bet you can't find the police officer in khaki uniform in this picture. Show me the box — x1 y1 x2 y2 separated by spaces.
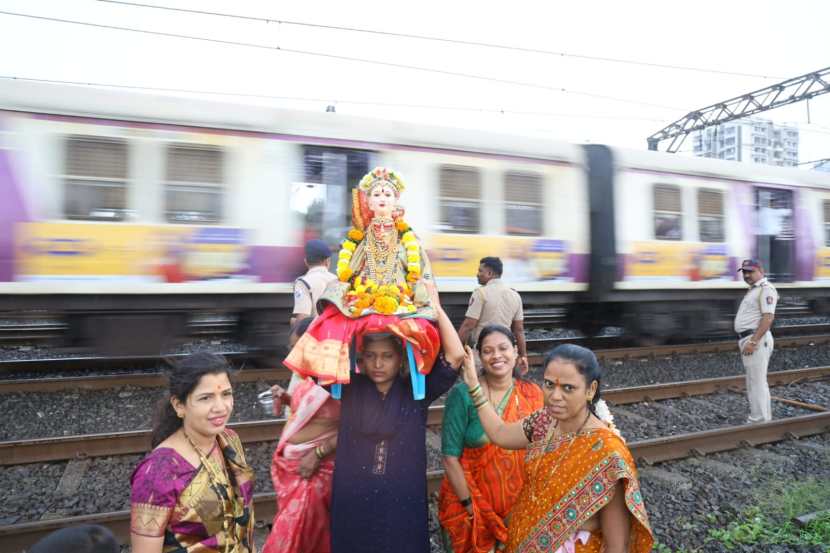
290 239 336 327
734 258 778 423
458 256 528 373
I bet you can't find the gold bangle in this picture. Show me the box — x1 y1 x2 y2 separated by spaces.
473 397 488 409
315 446 326 459
468 384 481 396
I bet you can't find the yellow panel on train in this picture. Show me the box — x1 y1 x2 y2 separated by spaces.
427 234 570 281
14 222 247 281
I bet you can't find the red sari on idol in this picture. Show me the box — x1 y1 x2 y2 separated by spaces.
262 378 341 553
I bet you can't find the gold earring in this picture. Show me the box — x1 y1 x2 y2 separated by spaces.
177 412 184 419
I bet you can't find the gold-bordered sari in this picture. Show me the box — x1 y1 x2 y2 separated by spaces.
507 414 652 553
130 429 255 552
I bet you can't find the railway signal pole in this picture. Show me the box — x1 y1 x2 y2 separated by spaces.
647 66 830 153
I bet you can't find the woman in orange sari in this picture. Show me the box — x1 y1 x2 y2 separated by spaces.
460 344 653 553
438 325 543 552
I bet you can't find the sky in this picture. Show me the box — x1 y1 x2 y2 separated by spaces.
1 0 829 164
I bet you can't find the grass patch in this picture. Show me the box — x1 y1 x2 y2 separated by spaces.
707 478 830 550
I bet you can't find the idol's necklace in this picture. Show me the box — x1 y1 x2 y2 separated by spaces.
365 217 398 284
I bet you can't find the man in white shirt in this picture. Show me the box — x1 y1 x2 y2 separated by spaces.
734 259 778 423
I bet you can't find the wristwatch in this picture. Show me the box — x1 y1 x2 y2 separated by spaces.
459 497 472 508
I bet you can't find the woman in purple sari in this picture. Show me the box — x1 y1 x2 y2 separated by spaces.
130 353 255 553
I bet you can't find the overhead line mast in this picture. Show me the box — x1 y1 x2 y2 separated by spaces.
647 66 830 153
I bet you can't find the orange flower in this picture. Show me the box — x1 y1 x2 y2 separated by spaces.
347 228 364 242
395 219 410 233
373 295 399 315
354 292 374 310
406 271 420 283
338 267 353 282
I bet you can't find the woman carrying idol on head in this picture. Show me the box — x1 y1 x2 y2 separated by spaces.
284 167 465 553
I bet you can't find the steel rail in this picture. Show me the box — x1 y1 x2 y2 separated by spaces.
0 367 287 394
3 366 828 465
527 332 830 365
0 351 260 378
630 411 830 465
2 410 828 550
0 406 445 465
603 365 830 405
5 329 830 394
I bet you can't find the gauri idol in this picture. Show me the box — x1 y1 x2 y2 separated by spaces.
284 168 440 398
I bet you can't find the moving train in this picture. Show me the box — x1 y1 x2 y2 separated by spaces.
1 80 829 352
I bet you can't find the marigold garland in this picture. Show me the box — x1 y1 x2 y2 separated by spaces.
338 217 423 316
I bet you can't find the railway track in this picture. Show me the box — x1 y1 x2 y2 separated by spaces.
2 365 827 465
0 317 238 344
2 327 830 392
2 414 827 551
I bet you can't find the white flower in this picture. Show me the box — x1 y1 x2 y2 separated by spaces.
594 399 614 425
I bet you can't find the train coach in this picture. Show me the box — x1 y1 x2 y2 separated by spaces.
1 80 829 353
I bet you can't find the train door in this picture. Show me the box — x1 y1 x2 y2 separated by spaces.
294 146 371 247
755 187 794 281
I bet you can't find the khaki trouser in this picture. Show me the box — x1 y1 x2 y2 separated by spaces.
739 332 773 423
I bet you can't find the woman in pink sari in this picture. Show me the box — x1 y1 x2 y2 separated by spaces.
263 321 341 553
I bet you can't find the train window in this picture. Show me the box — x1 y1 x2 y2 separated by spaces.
504 171 543 236
824 200 830 247
165 144 224 223
297 146 371 245
698 189 725 242
439 165 481 234
653 184 682 240
63 135 128 220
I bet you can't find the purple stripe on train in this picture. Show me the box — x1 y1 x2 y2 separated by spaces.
246 245 306 283
794 188 815 282
0 147 30 282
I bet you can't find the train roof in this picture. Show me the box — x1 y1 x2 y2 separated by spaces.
612 140 830 190
0 79 583 166
3 79 829 189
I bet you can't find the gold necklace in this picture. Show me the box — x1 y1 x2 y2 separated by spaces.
183 431 238 553
530 411 592 502
365 218 399 284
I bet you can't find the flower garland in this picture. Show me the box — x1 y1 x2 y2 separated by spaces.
337 217 422 316
594 399 623 439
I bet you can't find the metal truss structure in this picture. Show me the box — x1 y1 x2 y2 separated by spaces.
647 66 830 152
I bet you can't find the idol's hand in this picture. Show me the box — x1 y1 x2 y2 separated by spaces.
461 345 480 388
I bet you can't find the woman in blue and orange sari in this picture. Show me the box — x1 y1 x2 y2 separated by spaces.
438 324 543 553
459 343 653 553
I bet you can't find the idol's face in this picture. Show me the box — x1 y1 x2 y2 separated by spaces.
368 184 397 219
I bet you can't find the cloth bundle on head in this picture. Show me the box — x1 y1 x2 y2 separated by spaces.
284 167 441 398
